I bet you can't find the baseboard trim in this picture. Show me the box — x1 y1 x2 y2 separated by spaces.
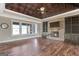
0 35 42 44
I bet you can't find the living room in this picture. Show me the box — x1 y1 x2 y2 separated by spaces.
0 3 79 56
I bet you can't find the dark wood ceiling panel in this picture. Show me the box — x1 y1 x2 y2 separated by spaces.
5 3 79 19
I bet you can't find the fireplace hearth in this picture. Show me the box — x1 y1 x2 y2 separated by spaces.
50 31 59 37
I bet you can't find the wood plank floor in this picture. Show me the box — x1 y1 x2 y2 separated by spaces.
0 37 79 56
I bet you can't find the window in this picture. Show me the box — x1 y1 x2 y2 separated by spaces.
21 23 27 34
27 24 30 34
12 22 20 35
35 24 38 34
43 22 48 32
12 22 38 35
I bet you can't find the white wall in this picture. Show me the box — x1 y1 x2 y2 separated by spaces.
0 16 42 43
0 3 5 13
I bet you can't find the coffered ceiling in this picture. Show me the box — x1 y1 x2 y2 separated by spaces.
5 3 79 19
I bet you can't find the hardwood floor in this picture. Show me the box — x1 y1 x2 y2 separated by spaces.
0 37 79 56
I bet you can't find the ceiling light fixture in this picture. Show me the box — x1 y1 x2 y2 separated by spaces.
40 7 45 11
40 7 45 14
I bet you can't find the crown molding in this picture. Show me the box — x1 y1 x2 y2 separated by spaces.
42 9 79 21
0 9 42 23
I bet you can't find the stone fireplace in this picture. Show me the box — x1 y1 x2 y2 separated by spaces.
50 31 59 37
47 18 65 41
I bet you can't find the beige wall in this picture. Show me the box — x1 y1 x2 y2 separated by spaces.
48 18 65 41
0 16 42 43
0 16 11 41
